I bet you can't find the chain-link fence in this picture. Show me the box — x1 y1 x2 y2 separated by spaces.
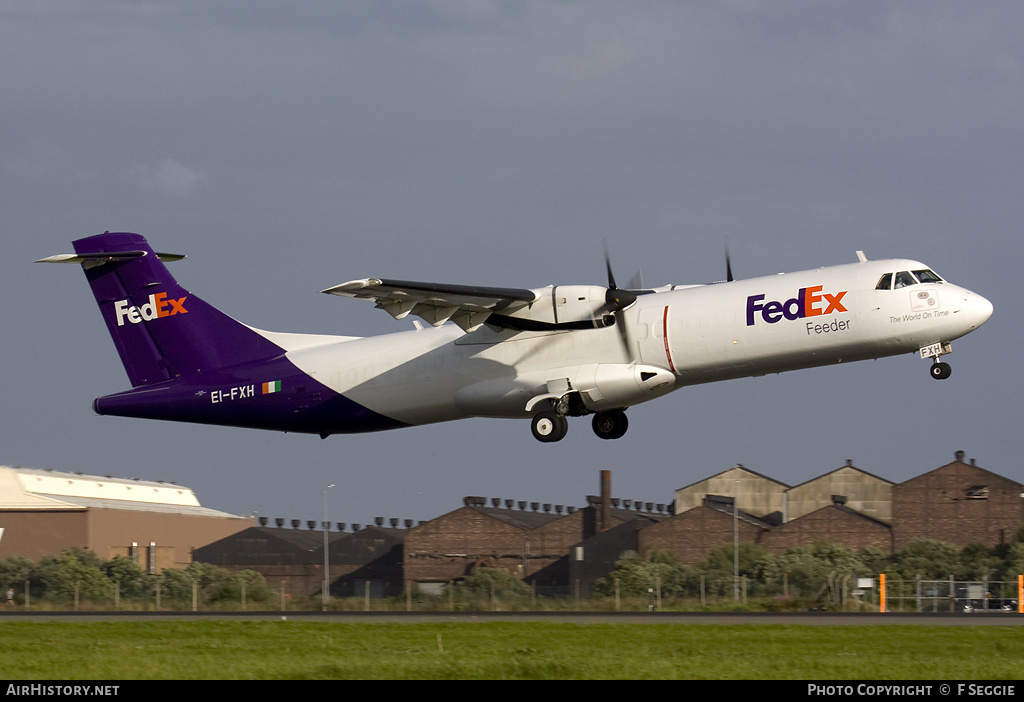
892 577 1021 613
4 574 1022 613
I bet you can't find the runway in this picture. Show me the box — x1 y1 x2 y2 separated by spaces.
2 610 1022 625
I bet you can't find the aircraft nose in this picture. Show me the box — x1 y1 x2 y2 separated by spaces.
962 291 993 329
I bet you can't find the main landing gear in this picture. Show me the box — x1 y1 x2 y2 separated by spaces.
530 407 629 443
530 411 568 443
592 410 629 440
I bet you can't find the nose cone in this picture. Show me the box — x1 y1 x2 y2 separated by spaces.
962 291 993 330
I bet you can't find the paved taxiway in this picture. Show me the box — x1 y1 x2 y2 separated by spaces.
2 611 1022 625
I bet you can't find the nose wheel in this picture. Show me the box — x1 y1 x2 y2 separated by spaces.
920 342 953 380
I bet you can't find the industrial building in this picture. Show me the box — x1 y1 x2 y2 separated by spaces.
674 465 789 523
192 519 404 598
0 465 250 571
188 451 1022 598
2 451 1020 597
404 489 671 590
784 462 893 524
892 453 1024 551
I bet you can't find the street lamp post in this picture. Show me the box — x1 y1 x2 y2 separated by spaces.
733 479 739 601
322 484 335 610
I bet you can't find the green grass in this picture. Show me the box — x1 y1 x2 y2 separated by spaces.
0 620 1021 680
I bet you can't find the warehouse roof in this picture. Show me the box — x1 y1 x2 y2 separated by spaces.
0 465 240 519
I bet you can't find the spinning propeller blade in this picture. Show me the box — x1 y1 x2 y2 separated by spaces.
602 243 637 357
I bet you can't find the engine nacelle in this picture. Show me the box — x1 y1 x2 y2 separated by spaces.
508 285 613 326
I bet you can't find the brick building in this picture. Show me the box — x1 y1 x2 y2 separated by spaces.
760 500 893 554
647 453 1020 567
171 452 1024 596
404 471 673 590
403 499 566 586
568 515 664 593
403 497 672 588
193 521 405 597
638 497 771 563
891 452 1023 551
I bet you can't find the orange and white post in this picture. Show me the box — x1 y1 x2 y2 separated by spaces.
879 574 886 613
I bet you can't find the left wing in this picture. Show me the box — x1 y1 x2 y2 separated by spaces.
321 278 538 332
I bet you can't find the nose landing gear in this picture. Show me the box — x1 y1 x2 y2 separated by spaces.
920 341 953 380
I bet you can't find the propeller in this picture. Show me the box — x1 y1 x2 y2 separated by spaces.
707 240 735 285
603 241 637 311
626 268 645 291
602 242 638 357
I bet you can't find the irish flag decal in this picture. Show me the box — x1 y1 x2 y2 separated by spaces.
262 380 282 395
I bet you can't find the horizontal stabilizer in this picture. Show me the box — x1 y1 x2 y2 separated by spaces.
37 250 186 269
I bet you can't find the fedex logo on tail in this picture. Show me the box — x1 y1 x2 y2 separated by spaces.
746 286 847 326
114 292 188 326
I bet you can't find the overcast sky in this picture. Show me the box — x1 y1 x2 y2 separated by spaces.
3 2 1022 532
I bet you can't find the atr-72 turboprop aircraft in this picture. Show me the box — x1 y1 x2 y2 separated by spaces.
40 232 993 443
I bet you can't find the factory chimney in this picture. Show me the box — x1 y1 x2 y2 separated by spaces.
600 470 612 532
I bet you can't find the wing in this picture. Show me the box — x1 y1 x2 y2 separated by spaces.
321 278 538 332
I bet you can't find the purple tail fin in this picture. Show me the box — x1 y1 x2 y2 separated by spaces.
69 232 283 387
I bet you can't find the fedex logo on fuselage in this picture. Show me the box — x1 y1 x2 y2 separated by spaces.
746 285 848 326
114 292 188 326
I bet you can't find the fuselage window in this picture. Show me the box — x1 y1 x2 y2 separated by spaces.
893 271 917 289
913 269 944 284
875 273 893 290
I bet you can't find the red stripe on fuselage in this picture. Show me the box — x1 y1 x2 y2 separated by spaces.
662 306 676 373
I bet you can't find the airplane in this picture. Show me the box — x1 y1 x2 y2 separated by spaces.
39 232 993 443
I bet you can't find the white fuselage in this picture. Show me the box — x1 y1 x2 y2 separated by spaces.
282 258 992 427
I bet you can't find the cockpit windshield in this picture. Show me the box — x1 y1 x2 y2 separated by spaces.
894 271 917 289
875 269 944 290
913 269 944 284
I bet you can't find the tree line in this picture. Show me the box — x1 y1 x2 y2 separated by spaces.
3 531 1023 610
591 532 1024 602
0 549 276 607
